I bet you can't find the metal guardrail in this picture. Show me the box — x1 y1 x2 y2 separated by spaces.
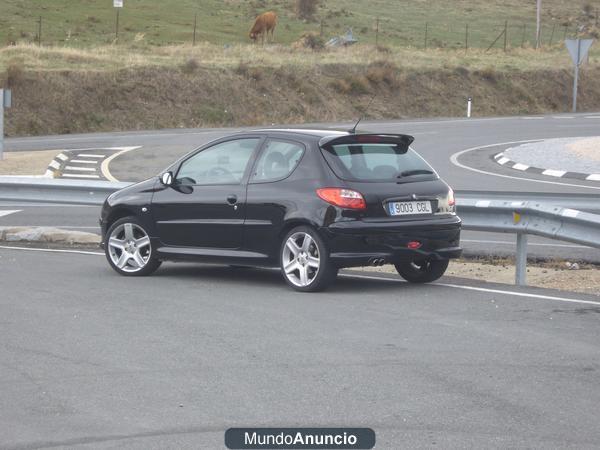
456 198 600 285
455 190 600 213
454 190 600 213
0 177 598 286
0 177 130 205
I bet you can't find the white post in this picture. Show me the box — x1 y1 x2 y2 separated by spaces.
0 89 4 161
467 97 472 118
515 233 528 286
536 0 542 49
573 39 581 113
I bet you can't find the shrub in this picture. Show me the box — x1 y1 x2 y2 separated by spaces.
181 58 199 74
5 61 25 87
296 0 319 21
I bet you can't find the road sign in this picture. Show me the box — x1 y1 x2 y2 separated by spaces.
113 0 123 7
565 39 594 112
565 39 593 65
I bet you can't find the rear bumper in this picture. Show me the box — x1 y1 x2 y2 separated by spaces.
321 215 462 268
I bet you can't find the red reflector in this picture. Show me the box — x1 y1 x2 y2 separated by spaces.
316 188 366 210
407 241 422 249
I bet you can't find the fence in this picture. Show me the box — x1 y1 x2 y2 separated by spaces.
3 5 597 52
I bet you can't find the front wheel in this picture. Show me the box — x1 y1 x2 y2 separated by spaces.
105 216 161 276
280 226 337 292
395 259 449 283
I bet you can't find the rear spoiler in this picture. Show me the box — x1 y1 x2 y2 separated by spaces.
319 134 415 153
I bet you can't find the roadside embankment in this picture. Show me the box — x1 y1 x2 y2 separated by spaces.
1 44 599 136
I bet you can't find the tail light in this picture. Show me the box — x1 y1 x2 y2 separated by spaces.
316 188 366 210
448 187 455 207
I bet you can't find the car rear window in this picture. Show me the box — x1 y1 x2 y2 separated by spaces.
320 143 437 182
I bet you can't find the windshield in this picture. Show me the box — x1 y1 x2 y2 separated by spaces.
320 143 437 182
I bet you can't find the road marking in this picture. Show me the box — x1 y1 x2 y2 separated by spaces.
69 159 99 164
542 169 566 177
450 140 600 191
64 166 97 172
48 160 61 170
522 117 545 120
340 273 600 306
76 154 105 158
101 146 142 182
496 157 510 165
512 163 529 171
552 116 575 119
56 153 69 161
461 238 588 249
0 210 21 218
586 174 600 181
436 283 600 306
61 173 101 179
0 245 103 256
584 116 600 119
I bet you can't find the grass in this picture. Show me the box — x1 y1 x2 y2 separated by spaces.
0 0 598 49
1 42 598 74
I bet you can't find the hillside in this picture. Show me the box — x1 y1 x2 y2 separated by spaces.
1 1 599 136
1 0 598 48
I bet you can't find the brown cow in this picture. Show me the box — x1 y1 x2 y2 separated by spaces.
249 11 277 44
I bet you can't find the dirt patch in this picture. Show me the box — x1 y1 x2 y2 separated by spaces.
3 62 600 137
566 137 600 162
362 259 600 296
0 150 58 175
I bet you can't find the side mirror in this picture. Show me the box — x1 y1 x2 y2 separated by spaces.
160 171 174 186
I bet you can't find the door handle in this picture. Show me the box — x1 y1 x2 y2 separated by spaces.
227 194 238 205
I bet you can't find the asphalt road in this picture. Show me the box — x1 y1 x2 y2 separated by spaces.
4 113 600 263
1 246 600 449
7 114 600 193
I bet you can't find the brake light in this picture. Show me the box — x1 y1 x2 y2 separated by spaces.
316 188 366 210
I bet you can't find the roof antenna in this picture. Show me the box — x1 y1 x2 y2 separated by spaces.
349 94 376 134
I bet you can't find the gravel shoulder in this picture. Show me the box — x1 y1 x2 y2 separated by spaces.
363 259 600 296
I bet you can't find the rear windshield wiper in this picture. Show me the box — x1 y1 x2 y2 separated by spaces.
397 169 434 178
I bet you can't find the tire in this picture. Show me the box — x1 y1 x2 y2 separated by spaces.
105 216 161 277
395 258 449 283
280 225 338 292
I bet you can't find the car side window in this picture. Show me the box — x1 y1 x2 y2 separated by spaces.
176 138 260 185
251 140 304 183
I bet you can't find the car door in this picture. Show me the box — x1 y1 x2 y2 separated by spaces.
151 137 262 249
244 138 307 257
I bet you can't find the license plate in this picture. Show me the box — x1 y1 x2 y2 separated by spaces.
388 201 432 216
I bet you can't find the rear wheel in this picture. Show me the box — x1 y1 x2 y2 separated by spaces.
105 216 161 276
280 226 337 292
395 259 449 283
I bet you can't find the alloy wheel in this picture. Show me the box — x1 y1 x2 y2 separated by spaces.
107 222 152 273
282 231 320 287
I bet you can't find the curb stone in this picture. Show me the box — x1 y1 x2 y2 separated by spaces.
0 227 100 245
492 152 600 182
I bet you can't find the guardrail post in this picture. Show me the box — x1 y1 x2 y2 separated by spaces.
515 232 528 285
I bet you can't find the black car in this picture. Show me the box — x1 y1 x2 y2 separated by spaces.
100 129 461 291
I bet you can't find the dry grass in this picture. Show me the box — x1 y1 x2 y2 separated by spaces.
1 42 598 73
0 150 59 175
